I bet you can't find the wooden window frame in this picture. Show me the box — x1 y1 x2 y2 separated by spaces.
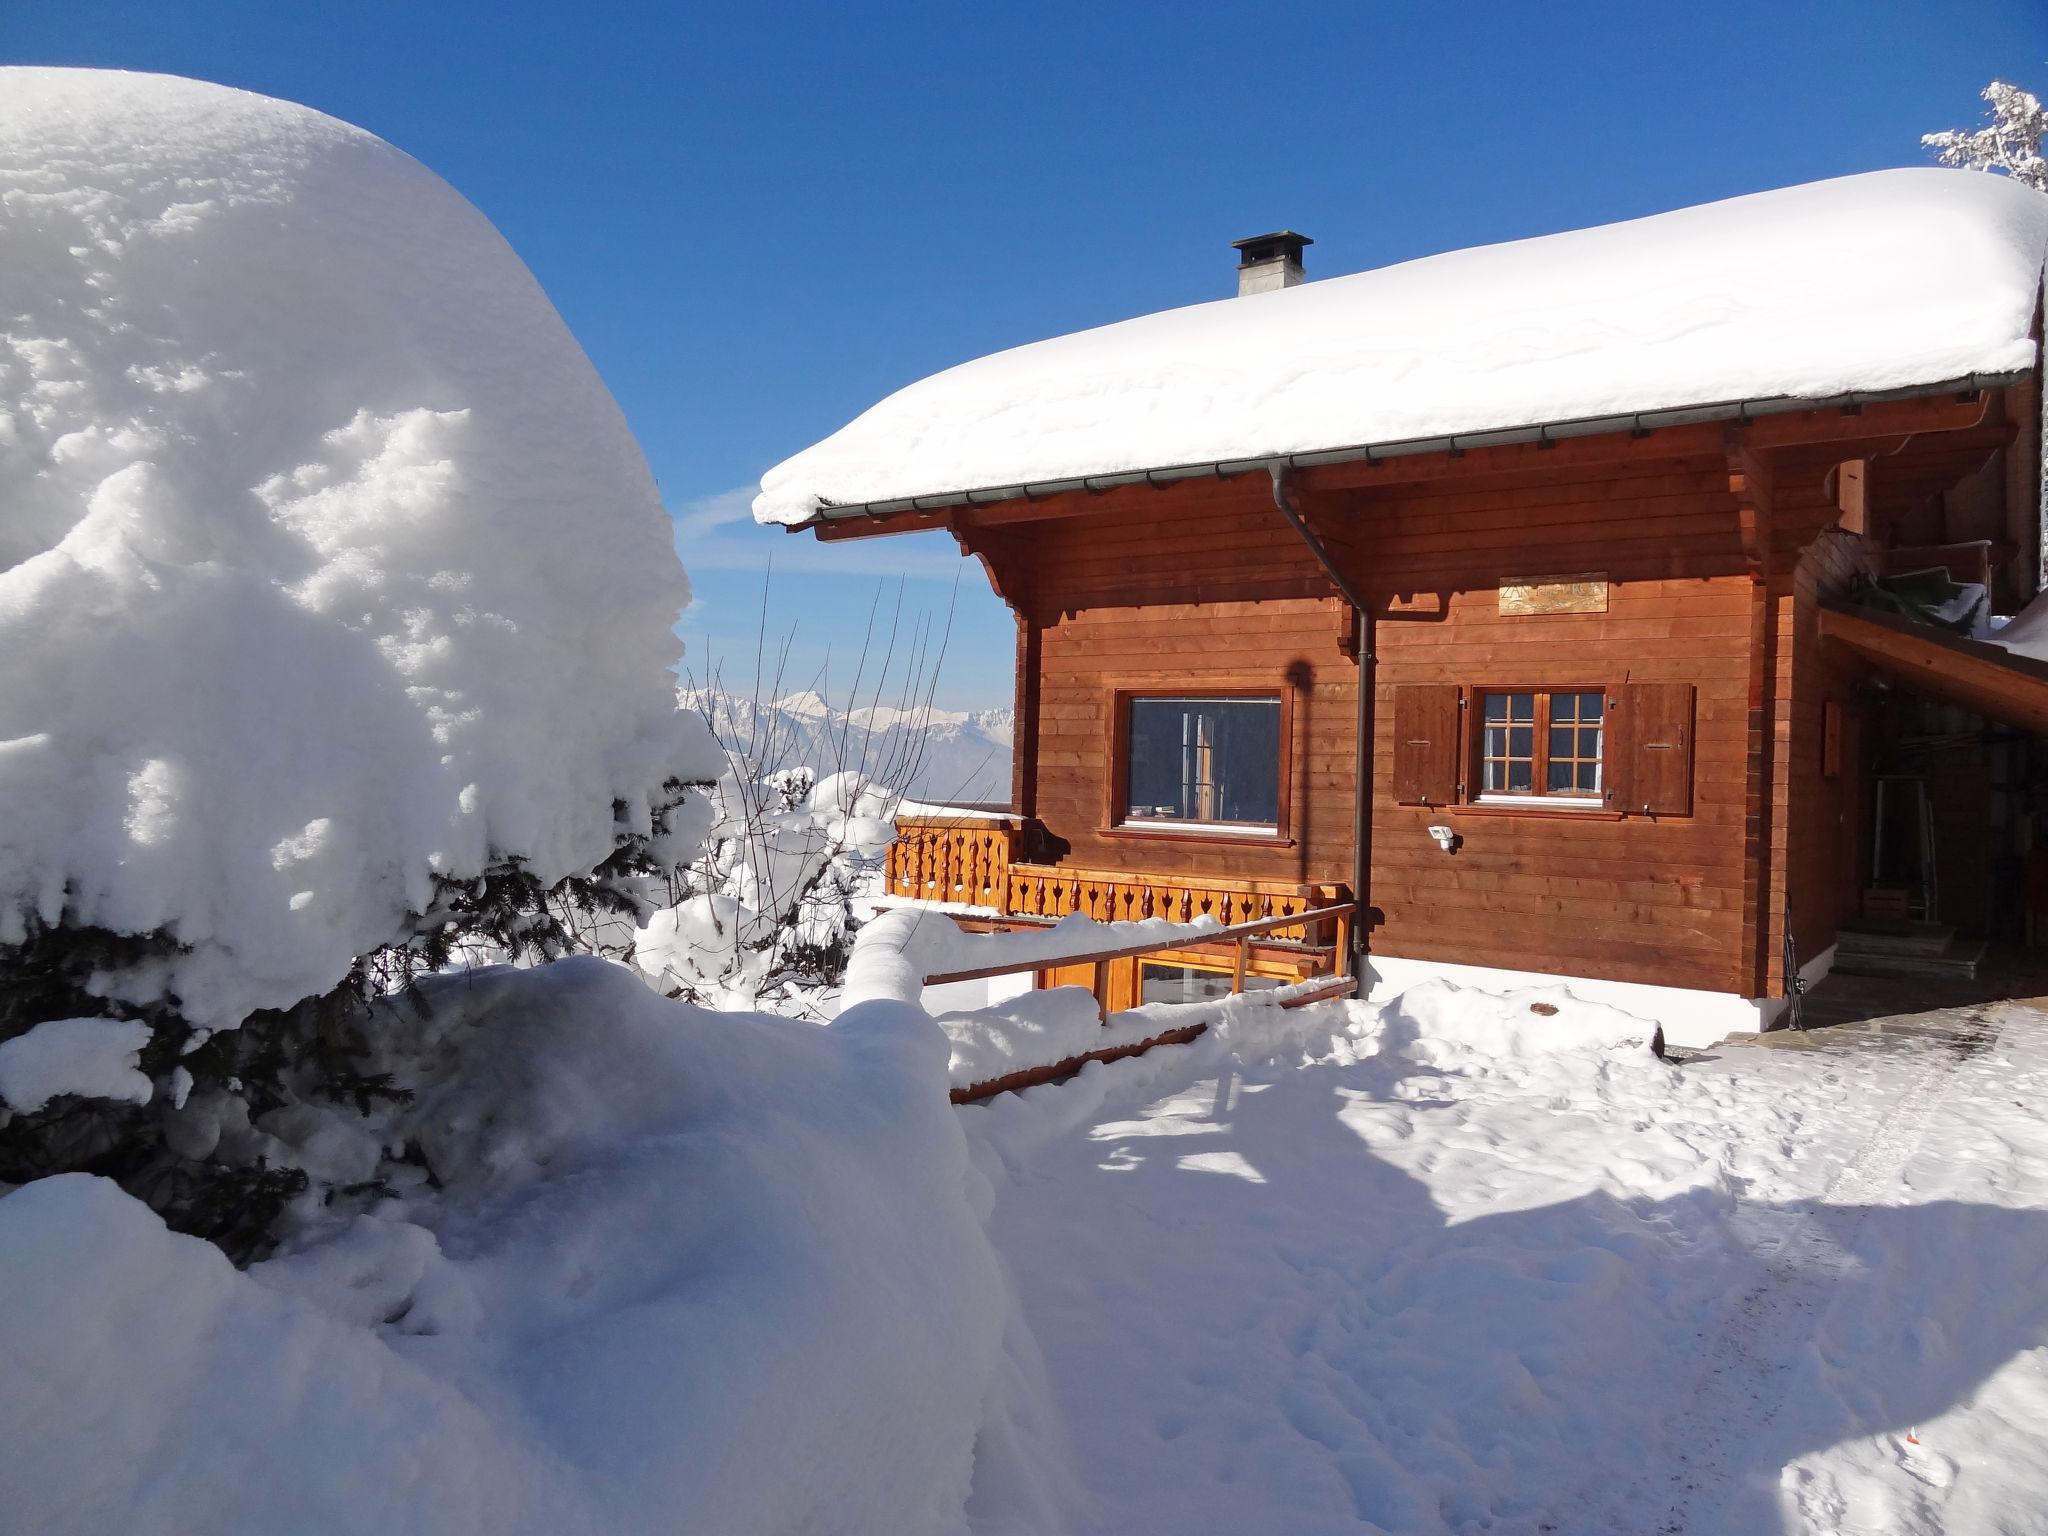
1464 683 1616 812
1103 684 1295 844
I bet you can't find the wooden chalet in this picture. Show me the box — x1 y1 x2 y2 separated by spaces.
759 171 2048 1046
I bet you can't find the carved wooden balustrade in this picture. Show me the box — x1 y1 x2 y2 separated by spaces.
885 813 1349 954
1003 865 1346 948
885 814 1021 909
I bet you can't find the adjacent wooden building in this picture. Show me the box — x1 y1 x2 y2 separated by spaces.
759 171 2048 1045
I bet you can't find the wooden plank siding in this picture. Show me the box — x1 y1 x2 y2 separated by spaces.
1013 475 1357 888
904 392 2033 1007
1333 451 1756 994
1767 449 1883 985
986 452 1765 995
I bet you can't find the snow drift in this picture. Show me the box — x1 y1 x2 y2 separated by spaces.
0 68 711 1027
0 958 1030 1536
756 169 2048 524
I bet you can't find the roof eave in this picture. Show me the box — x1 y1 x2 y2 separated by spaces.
786 371 2028 532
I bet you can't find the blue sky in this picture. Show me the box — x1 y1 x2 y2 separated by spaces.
6 1 2043 708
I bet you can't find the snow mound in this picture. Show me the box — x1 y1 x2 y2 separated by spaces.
0 958 1032 1535
0 68 711 1026
1378 977 1664 1064
0 1016 154 1114
756 170 2048 524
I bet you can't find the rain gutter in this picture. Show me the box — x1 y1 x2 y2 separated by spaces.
1270 465 1373 981
795 373 2021 525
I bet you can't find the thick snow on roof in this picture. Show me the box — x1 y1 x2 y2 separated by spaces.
756 170 2048 526
0 69 712 1026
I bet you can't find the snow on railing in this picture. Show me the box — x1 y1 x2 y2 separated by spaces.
943 971 1358 1104
923 902 1355 1020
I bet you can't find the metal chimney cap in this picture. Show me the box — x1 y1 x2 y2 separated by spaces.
1231 230 1313 269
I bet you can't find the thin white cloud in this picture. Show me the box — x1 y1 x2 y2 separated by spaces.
671 485 757 539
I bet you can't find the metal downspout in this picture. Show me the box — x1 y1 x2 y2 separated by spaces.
1270 465 1373 981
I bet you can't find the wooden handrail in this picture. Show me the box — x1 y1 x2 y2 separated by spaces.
922 902 1355 986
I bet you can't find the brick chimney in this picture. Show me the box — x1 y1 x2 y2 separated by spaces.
1231 230 1311 295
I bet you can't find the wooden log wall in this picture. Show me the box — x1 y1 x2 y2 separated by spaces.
1768 459 1881 981
931 393 2023 1004
1336 452 1757 995
1008 478 1359 889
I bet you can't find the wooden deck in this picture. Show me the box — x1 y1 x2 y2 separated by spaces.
886 812 1352 1010
888 812 1347 942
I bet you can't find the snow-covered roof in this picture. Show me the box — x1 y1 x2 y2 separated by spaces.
755 170 2048 527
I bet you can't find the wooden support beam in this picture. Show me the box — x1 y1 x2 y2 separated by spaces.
810 508 951 539
1728 429 1781 1001
1728 436 1775 579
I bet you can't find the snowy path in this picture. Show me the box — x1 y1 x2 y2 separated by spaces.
966 994 2048 1536
1619 1006 2004 1533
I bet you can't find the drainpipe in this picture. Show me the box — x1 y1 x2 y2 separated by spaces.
1270 465 1373 981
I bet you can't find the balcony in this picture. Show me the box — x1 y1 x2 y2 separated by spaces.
884 811 1350 969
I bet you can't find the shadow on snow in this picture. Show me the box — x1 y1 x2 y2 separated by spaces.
983 1044 2048 1536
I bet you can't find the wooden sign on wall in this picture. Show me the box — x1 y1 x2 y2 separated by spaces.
1499 572 1609 616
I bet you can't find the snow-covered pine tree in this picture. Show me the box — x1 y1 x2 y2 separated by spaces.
1925 80 2047 191
0 776 711 1264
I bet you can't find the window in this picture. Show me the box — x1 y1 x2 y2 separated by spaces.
1479 689 1604 801
1122 695 1281 831
1393 681 1692 816
1139 962 1287 1005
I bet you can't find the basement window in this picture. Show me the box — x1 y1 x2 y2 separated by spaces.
1121 695 1282 832
1139 962 1287 1005
1478 690 1604 804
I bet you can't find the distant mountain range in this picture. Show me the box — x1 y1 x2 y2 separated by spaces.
680 688 1014 806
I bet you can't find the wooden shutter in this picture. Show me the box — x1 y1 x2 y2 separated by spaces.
1610 682 1694 816
1391 685 1461 806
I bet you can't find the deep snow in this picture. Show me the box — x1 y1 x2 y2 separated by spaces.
0 958 1038 1536
0 69 713 1028
756 170 2048 524
7 961 2048 1534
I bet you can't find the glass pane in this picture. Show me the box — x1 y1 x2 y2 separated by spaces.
1549 725 1574 758
1481 693 1538 797
1547 759 1572 792
1139 963 1284 1004
1576 761 1600 791
1125 697 1280 826
1576 691 1603 722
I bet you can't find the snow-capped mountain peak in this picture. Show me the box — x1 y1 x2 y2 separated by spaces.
683 688 1014 805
